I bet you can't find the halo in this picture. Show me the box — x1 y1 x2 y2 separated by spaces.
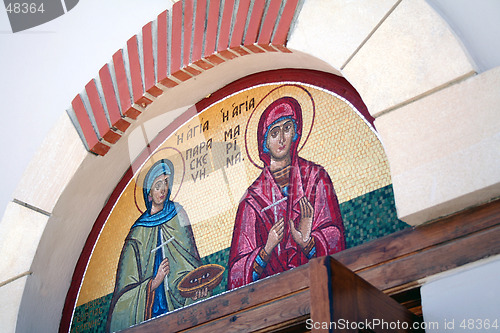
133 146 186 214
244 84 316 169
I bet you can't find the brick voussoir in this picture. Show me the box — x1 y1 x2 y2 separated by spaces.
68 0 301 156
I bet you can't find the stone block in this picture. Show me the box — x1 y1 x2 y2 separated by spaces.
343 0 476 116
375 67 500 225
13 114 89 213
288 0 399 69
0 202 48 281
0 275 28 333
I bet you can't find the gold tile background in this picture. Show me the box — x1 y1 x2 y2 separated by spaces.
76 83 391 306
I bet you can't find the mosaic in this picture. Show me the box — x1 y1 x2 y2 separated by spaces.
71 184 408 332
70 81 407 332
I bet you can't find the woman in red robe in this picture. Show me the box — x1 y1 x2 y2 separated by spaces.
228 96 346 289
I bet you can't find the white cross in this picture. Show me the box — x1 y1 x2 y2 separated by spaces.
151 230 174 291
261 196 287 212
260 187 285 255
151 232 174 253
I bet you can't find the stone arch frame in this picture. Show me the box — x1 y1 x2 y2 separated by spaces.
4 0 499 332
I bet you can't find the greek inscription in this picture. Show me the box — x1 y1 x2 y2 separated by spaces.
224 125 240 141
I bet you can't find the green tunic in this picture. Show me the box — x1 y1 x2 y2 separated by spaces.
107 206 201 332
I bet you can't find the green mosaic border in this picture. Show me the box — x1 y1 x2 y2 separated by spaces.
70 293 112 333
341 184 409 248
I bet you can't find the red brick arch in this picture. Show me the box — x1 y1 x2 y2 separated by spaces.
70 0 301 156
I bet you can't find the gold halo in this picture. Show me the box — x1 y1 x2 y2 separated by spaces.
133 147 186 213
244 84 315 169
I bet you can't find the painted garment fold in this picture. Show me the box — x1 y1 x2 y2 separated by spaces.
107 205 201 332
228 157 345 289
228 95 346 290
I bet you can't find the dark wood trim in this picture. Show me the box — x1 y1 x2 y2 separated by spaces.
308 257 333 327
357 224 500 291
125 265 310 333
328 258 421 333
334 199 500 292
182 290 310 333
125 257 420 333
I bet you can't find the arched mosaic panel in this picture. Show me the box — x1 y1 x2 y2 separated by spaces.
66 70 409 332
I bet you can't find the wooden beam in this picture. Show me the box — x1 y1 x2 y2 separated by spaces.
309 257 333 329
126 265 309 332
329 258 421 333
183 290 309 333
358 224 500 291
333 199 500 291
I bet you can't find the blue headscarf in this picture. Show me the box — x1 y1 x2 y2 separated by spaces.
132 159 178 228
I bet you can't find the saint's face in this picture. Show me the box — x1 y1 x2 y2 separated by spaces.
266 118 295 161
150 174 170 209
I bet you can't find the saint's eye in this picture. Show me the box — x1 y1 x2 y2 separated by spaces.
283 123 292 132
270 128 280 138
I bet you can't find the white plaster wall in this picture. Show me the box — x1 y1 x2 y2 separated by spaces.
421 255 500 332
0 276 28 333
427 0 500 72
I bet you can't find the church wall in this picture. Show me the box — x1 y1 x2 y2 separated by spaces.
427 0 500 72
0 202 48 282
12 114 89 214
288 0 476 117
64 73 408 331
0 275 27 333
376 67 500 224
287 0 400 69
0 0 498 332
341 0 476 116
14 54 344 333
0 202 49 332
421 255 500 332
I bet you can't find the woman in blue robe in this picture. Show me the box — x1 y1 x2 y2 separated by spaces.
107 159 204 332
